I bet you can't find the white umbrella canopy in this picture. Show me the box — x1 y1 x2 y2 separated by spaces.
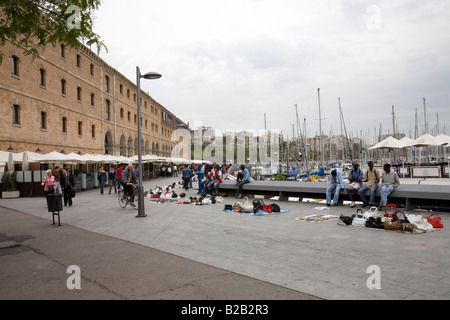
435 134 450 146
115 155 134 164
30 151 69 163
78 153 103 163
410 134 441 147
369 136 403 150
0 151 22 163
64 152 86 163
398 137 415 148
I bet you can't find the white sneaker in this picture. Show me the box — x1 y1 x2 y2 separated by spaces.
350 202 355 207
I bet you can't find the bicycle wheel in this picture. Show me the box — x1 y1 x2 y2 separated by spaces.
118 191 127 208
131 190 138 210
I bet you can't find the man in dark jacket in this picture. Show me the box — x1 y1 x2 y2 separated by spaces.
60 167 75 206
181 165 193 190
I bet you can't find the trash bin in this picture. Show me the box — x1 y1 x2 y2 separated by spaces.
46 194 63 226
47 194 63 212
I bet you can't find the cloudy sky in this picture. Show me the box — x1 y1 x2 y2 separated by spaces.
92 0 450 143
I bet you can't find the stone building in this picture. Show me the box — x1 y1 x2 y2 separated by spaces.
0 40 186 158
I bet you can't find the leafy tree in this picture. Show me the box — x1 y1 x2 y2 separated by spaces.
0 0 107 64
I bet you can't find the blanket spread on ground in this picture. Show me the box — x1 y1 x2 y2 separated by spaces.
223 209 290 216
295 214 340 222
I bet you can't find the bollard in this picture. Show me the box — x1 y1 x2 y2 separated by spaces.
197 167 203 195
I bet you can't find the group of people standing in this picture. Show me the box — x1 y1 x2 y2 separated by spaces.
97 164 140 195
326 161 400 210
179 163 250 199
41 166 75 207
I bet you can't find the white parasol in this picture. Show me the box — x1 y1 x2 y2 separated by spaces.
369 136 403 150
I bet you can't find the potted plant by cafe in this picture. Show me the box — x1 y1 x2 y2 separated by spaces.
1 171 20 199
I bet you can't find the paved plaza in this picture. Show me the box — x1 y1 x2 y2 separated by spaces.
1 176 449 300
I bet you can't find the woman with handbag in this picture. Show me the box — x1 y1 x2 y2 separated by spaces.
42 169 56 196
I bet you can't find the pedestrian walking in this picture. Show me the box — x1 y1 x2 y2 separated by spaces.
108 166 117 194
42 169 56 196
97 165 107 194
173 164 178 177
60 167 75 206
116 164 125 192
182 165 193 190
52 166 62 194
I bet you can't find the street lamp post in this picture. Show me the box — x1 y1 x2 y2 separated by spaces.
136 67 162 218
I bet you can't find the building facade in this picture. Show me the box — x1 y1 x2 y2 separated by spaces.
0 40 186 157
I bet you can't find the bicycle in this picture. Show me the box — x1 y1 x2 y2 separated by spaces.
118 184 139 210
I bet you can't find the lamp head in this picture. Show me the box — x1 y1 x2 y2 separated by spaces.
142 72 162 80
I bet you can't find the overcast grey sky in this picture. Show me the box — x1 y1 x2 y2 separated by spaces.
93 0 450 143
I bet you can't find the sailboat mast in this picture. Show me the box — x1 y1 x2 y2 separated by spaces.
423 97 428 134
392 106 397 164
339 97 345 162
317 88 324 164
339 97 353 163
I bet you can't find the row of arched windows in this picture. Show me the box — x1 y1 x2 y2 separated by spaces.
105 133 174 157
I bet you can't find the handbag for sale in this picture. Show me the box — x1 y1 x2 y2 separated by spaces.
426 214 444 229
362 207 379 219
384 204 397 219
240 197 254 212
215 196 224 204
270 203 281 213
351 214 367 227
252 199 264 213
383 220 402 231
365 217 384 229
262 204 272 213
408 214 433 231
339 214 353 226
232 203 243 212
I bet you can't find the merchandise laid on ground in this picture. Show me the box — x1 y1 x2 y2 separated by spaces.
296 213 340 222
337 204 444 234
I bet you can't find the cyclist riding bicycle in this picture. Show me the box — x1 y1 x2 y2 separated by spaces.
121 163 138 206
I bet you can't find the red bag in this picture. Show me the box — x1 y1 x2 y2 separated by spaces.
384 204 397 219
426 214 444 228
262 204 272 213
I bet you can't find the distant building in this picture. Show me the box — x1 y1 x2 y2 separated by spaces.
0 40 186 157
